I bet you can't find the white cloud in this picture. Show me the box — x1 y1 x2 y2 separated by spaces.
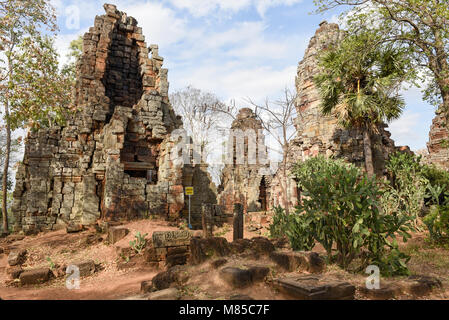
388 112 423 150
167 0 251 18
54 31 86 65
120 2 189 48
255 0 303 17
167 0 303 18
173 63 297 102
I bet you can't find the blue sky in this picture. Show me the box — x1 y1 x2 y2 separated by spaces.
51 0 436 151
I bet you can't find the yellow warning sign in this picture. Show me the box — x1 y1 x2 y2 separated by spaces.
185 187 194 196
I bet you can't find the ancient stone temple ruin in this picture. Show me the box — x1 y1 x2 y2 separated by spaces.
270 21 408 208
291 22 403 173
11 4 193 232
427 109 449 170
218 108 271 214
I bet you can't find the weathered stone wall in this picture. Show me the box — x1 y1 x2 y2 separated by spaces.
218 108 271 214
145 230 192 267
427 109 449 170
268 164 299 210
182 164 218 229
269 21 409 209
12 4 184 232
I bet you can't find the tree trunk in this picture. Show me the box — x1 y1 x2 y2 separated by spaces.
282 146 289 214
2 101 11 234
363 129 374 177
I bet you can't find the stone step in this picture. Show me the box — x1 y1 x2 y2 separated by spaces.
273 275 356 300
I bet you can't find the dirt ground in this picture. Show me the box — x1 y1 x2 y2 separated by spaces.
0 219 448 300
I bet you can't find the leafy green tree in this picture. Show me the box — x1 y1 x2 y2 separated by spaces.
314 0 449 119
314 31 410 176
0 129 21 228
0 0 72 233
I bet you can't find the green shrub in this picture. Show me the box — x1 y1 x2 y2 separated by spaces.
381 152 428 221
422 164 449 205
269 206 314 251
383 152 449 245
423 204 449 243
270 156 413 276
129 231 148 254
269 206 290 239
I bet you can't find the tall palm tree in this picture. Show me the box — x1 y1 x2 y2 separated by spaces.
314 32 409 177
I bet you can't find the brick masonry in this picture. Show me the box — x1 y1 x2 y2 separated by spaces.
11 4 194 232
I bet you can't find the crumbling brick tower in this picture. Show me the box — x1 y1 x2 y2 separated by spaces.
218 108 271 214
270 21 409 208
427 110 449 170
12 4 185 232
290 21 404 174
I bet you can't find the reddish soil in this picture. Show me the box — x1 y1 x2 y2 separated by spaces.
0 219 448 300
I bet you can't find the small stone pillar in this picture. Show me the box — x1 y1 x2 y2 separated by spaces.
233 203 244 241
202 204 214 238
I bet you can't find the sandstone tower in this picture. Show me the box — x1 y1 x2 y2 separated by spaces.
218 108 271 214
12 4 188 232
270 22 408 208
427 110 449 170
290 21 402 173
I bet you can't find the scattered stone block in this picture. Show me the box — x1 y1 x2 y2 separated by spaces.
6 266 23 279
152 230 192 248
167 246 188 256
144 247 167 262
108 227 129 244
249 237 275 256
190 237 231 264
398 275 442 297
273 275 355 300
165 253 188 268
152 266 189 290
360 283 401 300
69 260 96 277
230 239 252 254
248 266 270 282
141 280 154 293
66 223 84 233
19 268 52 285
219 267 252 288
148 288 180 300
210 258 227 269
270 250 325 273
8 249 27 266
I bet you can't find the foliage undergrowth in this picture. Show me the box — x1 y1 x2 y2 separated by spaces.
270 156 414 276
129 231 148 254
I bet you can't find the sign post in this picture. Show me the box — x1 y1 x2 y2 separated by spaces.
185 187 194 229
